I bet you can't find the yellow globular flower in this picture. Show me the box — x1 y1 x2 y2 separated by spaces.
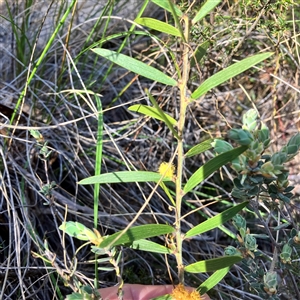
171 284 201 300
158 162 175 179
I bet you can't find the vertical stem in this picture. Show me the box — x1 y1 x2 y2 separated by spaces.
174 14 191 284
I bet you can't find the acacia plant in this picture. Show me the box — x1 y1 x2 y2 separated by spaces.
59 1 274 299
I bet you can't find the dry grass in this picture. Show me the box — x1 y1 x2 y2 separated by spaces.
0 0 300 299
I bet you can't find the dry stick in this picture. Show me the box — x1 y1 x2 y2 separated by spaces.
7 0 55 152
0 109 100 130
267 33 300 70
287 269 300 300
8 0 78 139
222 3 267 67
60 0 77 74
104 145 179 251
0 148 14 300
292 7 300 69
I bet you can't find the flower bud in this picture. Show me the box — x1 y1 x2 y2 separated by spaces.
232 214 246 231
228 129 253 146
280 243 292 264
263 271 277 295
224 246 242 256
244 234 257 251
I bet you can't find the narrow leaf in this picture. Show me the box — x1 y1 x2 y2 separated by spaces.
191 52 274 100
99 224 175 248
185 138 214 158
146 89 180 139
79 171 172 185
197 267 229 294
183 146 248 194
59 221 96 241
192 0 222 24
130 239 172 254
159 182 176 206
92 48 177 86
128 104 177 126
185 201 249 238
185 256 242 273
151 0 183 16
90 247 107 255
135 17 181 37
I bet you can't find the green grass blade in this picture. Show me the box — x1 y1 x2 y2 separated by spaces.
184 256 242 273
151 0 183 16
93 93 103 289
135 17 181 36
192 0 222 24
92 48 177 86
191 52 274 99
93 94 103 226
184 201 249 238
197 267 230 294
99 224 175 248
79 171 173 185
11 0 78 125
183 146 248 194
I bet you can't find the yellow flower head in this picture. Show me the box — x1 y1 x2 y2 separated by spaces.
158 162 175 178
171 284 201 300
